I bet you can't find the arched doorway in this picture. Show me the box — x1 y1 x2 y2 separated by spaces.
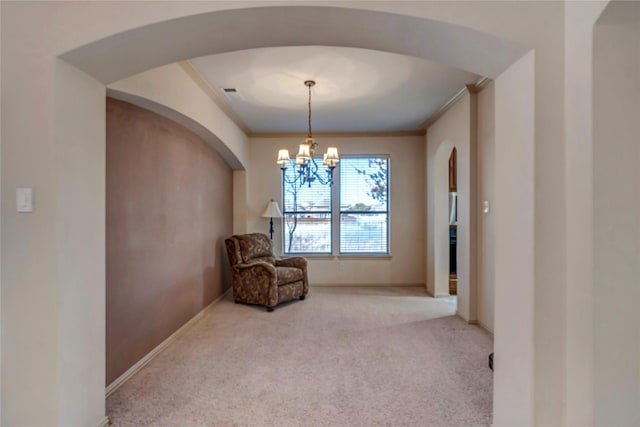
2 4 538 425
58 8 533 424
431 140 456 298
426 92 477 323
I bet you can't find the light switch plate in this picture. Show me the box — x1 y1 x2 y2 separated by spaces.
16 188 34 213
483 200 490 214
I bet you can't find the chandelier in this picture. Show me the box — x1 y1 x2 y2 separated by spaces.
276 80 339 188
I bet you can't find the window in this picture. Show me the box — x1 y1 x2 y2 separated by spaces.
282 159 332 254
282 156 389 255
339 157 389 254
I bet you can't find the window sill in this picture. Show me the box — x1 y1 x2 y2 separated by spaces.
279 254 392 260
338 254 392 260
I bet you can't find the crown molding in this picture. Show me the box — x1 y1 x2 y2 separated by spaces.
250 129 426 138
179 60 252 135
473 76 491 91
419 85 469 130
420 76 493 129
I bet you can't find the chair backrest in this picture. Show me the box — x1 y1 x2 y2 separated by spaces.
225 233 275 266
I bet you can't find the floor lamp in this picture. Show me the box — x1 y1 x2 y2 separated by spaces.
261 199 283 240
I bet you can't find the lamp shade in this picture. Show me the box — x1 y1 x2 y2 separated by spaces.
324 147 339 166
296 144 311 160
326 147 339 161
261 199 283 218
276 149 290 165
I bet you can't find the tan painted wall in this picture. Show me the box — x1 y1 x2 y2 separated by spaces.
477 82 495 333
248 136 426 286
106 98 233 384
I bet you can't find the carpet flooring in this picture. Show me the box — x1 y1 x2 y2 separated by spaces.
107 286 493 426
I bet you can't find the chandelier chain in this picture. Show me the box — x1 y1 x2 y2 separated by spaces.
307 83 312 138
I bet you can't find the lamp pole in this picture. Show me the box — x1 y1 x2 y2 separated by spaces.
261 199 283 240
268 216 275 240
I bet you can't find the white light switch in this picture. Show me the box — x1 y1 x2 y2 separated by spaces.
483 200 490 214
16 188 34 213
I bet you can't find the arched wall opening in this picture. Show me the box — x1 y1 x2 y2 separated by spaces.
433 141 456 298
2 4 537 426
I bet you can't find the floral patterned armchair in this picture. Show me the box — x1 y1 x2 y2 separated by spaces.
225 233 308 312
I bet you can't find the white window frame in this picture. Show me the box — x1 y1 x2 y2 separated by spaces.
282 154 390 257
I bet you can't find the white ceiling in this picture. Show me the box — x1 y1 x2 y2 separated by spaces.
191 46 480 134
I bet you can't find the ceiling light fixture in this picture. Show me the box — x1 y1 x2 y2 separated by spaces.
276 80 339 188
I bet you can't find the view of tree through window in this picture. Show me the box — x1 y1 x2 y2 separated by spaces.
282 156 389 254
282 159 332 253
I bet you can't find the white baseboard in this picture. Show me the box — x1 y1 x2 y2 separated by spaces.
476 320 494 337
105 288 231 397
462 318 494 337
311 283 426 287
425 288 454 298
97 416 109 427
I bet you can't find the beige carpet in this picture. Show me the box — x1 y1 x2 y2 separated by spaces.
107 286 493 426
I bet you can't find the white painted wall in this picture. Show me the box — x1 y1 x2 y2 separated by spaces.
54 60 107 427
477 81 495 333
493 51 535 426
426 94 475 321
249 136 426 286
563 2 609 424
592 3 640 425
2 6 61 422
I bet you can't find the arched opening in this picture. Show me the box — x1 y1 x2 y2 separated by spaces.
432 140 457 298
2 4 538 425
426 92 477 324
58 8 530 423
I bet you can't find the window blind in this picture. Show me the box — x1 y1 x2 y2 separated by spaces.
339 157 389 254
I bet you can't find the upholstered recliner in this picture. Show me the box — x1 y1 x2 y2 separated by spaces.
225 233 308 312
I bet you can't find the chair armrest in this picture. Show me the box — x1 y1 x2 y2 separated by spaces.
275 257 307 269
231 261 278 307
233 261 277 276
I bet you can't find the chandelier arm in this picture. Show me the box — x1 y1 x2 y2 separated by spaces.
313 170 334 186
309 158 334 186
282 164 334 189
